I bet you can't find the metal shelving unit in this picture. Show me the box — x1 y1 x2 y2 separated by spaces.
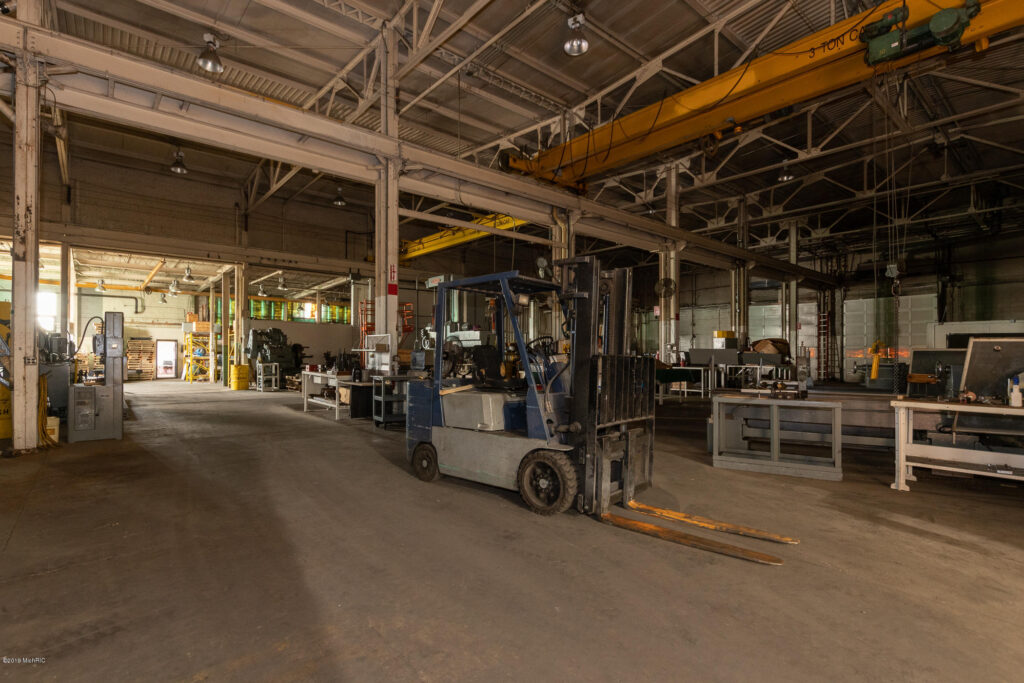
373 375 409 428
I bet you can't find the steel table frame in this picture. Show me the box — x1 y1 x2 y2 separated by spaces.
891 399 1024 491
256 362 279 392
302 370 345 420
713 395 843 481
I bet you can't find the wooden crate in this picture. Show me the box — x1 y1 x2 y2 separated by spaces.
193 321 211 334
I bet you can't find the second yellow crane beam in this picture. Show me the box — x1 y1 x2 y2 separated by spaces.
401 213 529 260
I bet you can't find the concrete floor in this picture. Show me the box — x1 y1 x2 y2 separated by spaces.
2 381 1023 681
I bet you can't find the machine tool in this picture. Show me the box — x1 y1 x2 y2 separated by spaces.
68 311 125 443
245 328 306 375
407 257 797 564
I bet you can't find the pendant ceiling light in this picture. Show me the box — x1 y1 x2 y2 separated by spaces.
277 276 287 292
563 13 590 57
257 284 267 297
95 279 106 293
183 265 195 282
332 186 347 207
160 292 167 304
197 33 225 74
170 147 188 175
778 165 796 182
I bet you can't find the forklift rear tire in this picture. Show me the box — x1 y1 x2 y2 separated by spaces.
517 450 577 515
412 443 440 482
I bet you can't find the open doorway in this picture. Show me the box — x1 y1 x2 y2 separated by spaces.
156 340 177 379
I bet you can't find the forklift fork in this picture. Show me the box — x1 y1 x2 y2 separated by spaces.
625 500 799 545
599 513 785 566
599 499 799 566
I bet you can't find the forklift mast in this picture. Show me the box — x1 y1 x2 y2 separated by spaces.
560 257 655 515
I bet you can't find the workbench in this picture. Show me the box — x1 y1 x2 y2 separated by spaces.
713 394 843 480
891 399 1024 491
301 371 373 420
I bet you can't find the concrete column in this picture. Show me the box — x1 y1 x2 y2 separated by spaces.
11 28 41 451
788 222 799 352
208 286 216 383
314 290 322 324
374 24 400 356
221 271 230 385
234 264 248 364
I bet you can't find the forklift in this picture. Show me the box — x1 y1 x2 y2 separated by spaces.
407 256 797 564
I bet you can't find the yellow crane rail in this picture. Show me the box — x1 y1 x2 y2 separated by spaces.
505 0 1022 186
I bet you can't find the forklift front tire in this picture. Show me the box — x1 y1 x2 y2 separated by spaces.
412 443 441 482
517 450 578 516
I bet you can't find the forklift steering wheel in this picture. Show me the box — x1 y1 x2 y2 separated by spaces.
525 335 554 358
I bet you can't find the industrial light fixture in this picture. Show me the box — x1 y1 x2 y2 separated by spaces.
257 284 267 297
95 279 106 293
778 164 795 182
159 292 167 304
277 276 287 292
196 33 225 74
170 279 180 294
563 13 590 57
332 186 347 207
170 148 188 175
183 265 195 282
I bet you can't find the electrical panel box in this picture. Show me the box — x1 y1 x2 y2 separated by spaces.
68 384 121 442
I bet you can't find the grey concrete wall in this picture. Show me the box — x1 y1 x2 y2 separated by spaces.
0 143 374 267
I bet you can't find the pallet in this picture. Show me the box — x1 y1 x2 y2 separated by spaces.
126 338 156 381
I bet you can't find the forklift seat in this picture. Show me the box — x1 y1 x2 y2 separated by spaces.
472 345 503 386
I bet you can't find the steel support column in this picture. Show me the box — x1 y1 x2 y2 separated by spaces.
788 222 799 351
374 24 401 353
235 264 248 366
59 242 70 338
551 210 573 337
208 287 216 383
221 271 230 386
736 199 750 348
666 166 680 362
11 9 41 449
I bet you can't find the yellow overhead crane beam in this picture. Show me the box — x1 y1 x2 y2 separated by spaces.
401 213 528 260
504 0 1023 187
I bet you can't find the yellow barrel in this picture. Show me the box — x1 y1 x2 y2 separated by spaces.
230 364 249 390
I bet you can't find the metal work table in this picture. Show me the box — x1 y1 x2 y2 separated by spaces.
891 399 1024 491
713 394 843 480
301 371 374 420
655 366 707 402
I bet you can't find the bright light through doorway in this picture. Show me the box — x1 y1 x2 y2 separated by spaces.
37 291 57 332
